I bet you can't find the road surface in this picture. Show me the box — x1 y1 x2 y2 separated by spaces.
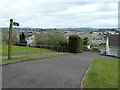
2 51 118 88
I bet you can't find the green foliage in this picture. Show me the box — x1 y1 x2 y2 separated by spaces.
92 48 99 51
20 32 26 43
79 37 84 52
83 45 88 50
89 31 93 34
83 59 118 88
69 35 83 53
35 33 67 51
83 37 88 45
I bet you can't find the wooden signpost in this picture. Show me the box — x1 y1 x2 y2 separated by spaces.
8 19 19 59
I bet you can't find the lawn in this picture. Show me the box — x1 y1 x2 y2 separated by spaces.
1 44 56 56
83 59 118 88
1 53 72 65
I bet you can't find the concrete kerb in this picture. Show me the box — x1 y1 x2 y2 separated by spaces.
81 62 92 89
0 53 72 66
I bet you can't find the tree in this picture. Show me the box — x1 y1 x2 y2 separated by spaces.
2 30 9 42
20 32 25 43
83 37 88 45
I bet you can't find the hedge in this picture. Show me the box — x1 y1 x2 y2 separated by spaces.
69 35 83 53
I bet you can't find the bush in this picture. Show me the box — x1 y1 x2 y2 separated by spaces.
92 48 99 51
83 45 88 50
35 33 68 51
69 35 83 53
79 37 84 52
83 37 88 45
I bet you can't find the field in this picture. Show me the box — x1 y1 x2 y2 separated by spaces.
1 44 56 56
83 59 118 88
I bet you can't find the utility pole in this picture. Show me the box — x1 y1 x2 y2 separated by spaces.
8 19 13 59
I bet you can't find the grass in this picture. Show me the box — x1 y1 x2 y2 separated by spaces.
99 45 106 49
1 44 56 56
83 59 118 88
1 53 72 65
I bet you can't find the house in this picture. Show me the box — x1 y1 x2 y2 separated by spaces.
106 35 120 57
26 34 35 46
96 40 106 45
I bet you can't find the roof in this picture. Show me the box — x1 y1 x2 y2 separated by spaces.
24 33 34 38
108 35 120 47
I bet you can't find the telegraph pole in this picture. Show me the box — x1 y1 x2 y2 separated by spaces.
8 19 13 59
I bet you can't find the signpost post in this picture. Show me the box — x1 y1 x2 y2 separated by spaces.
8 19 19 59
8 19 13 59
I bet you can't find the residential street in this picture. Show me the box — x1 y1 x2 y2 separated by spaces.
2 51 118 88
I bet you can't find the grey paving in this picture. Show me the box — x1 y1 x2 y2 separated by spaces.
2 52 62 59
2 51 118 88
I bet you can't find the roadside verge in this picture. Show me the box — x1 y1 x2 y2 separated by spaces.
1 53 72 66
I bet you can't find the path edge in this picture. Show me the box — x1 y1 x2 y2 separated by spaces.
0 54 72 66
81 62 92 89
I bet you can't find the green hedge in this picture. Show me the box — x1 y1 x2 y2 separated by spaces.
35 33 68 51
69 35 83 53
79 37 83 52
92 48 99 51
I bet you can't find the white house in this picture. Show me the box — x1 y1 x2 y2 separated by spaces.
106 35 120 57
26 35 36 46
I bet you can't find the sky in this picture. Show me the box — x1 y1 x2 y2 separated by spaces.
0 0 119 28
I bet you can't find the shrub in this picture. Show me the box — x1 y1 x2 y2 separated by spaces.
83 37 88 45
69 35 83 53
35 33 68 51
92 48 99 51
83 45 88 50
79 37 84 52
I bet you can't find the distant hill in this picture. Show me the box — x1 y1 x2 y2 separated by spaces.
0 27 117 31
57 27 98 31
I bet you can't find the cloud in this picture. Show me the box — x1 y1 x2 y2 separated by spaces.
0 0 118 28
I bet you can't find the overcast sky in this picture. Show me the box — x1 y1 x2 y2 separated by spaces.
0 0 119 28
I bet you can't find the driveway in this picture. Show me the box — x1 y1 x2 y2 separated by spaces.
2 51 118 88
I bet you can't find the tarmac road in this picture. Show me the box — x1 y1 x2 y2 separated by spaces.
2 51 118 88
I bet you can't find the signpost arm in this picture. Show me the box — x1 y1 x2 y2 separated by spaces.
8 19 13 59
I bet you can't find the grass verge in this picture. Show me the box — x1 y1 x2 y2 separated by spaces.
1 53 72 65
1 43 56 56
83 59 118 88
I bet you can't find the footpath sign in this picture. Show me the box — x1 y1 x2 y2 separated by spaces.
13 22 19 26
8 19 19 59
